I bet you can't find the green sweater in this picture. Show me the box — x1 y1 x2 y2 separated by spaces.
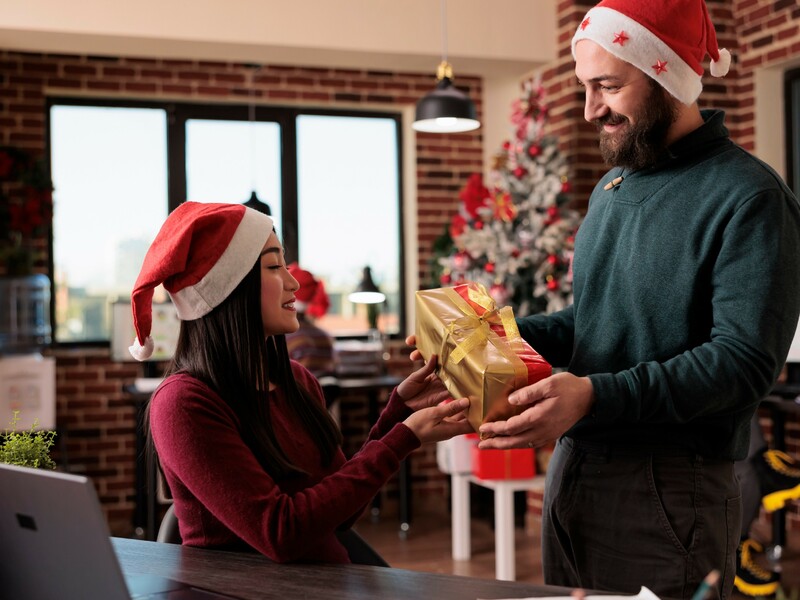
517 110 800 459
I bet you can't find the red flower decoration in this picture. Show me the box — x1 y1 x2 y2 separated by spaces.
449 214 467 239
458 173 490 219
491 191 517 222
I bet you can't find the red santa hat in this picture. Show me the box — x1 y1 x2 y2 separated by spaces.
571 0 731 106
129 201 273 361
288 263 330 319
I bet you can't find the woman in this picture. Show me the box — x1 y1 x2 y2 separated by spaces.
128 202 471 563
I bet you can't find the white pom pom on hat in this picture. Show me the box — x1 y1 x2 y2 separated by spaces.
571 0 731 105
128 202 273 361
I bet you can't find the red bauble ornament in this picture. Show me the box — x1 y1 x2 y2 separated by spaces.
547 278 559 291
502 140 511 150
453 251 471 271
528 144 541 158
440 273 452 285
474 220 484 230
561 181 572 193
513 166 527 179
485 262 495 274
547 254 558 265
489 283 510 305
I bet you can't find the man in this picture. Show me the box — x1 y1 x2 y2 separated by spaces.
477 1 800 598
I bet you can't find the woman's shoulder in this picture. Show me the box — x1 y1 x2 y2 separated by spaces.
152 373 224 410
288 360 320 386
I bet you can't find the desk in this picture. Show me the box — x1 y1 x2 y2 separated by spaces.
114 537 574 600
125 378 166 541
335 374 409 534
451 473 546 581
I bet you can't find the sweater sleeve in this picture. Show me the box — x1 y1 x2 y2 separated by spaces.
589 188 800 427
366 388 413 441
150 376 419 563
516 305 575 368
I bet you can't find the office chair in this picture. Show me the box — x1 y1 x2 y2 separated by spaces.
156 503 182 544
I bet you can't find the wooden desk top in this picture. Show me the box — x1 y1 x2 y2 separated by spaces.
114 537 573 600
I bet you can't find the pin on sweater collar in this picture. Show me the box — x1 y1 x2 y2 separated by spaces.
603 175 624 191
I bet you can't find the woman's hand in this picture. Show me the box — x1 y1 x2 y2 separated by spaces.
403 398 473 444
405 334 424 362
396 355 450 411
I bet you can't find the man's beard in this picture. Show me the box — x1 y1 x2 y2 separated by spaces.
594 81 678 171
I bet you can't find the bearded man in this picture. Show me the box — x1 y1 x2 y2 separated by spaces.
477 1 800 598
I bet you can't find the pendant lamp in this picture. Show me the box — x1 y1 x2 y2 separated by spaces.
412 0 480 134
348 266 386 305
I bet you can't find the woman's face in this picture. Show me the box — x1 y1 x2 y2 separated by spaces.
259 232 301 337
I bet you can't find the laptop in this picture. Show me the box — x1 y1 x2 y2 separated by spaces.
0 463 237 599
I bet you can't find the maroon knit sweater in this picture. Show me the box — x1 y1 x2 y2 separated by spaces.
149 361 419 563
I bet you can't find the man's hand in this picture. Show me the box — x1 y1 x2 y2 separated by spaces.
478 372 594 449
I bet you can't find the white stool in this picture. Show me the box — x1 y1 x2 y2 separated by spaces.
450 473 545 581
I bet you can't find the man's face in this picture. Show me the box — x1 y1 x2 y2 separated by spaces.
574 40 679 170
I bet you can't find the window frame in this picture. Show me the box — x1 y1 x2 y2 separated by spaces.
46 97 406 347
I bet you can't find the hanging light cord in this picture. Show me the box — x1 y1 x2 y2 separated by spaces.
440 0 448 63
249 65 261 192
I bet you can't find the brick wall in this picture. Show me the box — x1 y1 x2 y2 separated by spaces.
0 51 482 535
3 0 800 537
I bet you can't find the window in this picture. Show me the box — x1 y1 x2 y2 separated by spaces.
296 115 401 335
48 100 403 346
49 104 168 343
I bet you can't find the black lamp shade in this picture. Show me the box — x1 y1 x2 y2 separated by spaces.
413 77 480 133
348 266 386 305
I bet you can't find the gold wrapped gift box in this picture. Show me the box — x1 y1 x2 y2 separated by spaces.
415 282 551 436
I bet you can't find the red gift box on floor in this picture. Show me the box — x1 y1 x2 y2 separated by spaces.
468 433 537 480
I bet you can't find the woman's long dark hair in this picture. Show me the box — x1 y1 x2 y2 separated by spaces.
148 260 342 480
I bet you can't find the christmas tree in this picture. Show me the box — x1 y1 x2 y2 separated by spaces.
432 77 582 317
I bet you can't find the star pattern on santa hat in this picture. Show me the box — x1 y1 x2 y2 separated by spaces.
652 60 668 75
612 31 629 46
580 17 590 30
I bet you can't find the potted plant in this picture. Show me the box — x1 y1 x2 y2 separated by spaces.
0 410 56 469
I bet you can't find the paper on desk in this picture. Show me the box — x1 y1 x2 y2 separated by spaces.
479 585 660 600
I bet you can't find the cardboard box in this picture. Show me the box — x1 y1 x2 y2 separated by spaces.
0 353 56 431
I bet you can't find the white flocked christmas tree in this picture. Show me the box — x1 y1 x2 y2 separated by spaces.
432 76 583 317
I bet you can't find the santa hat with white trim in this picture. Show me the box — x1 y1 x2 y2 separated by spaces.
128 201 273 361
571 0 731 106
